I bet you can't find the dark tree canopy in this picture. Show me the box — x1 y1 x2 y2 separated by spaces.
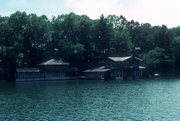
0 11 180 81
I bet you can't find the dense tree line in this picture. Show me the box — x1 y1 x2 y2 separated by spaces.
0 11 180 81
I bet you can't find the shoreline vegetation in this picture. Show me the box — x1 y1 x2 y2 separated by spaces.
1 11 180 81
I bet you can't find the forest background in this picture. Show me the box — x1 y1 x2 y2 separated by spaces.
1 11 180 80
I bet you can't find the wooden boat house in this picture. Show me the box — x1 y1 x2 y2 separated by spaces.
107 56 146 79
84 56 147 80
15 59 79 81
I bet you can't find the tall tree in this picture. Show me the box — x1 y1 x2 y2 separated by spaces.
93 15 112 60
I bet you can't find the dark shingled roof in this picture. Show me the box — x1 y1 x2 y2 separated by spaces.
108 56 142 62
39 59 70 66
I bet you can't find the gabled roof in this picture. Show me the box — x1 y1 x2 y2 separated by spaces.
84 66 112 73
39 59 69 66
108 56 142 62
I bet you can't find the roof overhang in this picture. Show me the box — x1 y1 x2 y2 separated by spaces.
39 59 70 66
84 66 113 73
16 68 40 73
108 56 142 62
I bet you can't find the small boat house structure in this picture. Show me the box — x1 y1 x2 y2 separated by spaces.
16 59 79 81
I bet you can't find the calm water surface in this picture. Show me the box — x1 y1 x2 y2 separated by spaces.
1 78 180 120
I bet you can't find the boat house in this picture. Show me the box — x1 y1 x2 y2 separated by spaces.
84 56 147 80
15 59 79 81
106 56 145 79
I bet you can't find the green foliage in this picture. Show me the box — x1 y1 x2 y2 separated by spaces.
94 15 112 52
110 28 133 56
141 47 168 71
171 36 180 60
1 11 180 80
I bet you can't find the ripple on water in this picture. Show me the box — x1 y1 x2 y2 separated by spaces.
1 79 180 120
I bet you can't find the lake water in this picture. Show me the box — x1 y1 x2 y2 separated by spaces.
1 78 180 120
